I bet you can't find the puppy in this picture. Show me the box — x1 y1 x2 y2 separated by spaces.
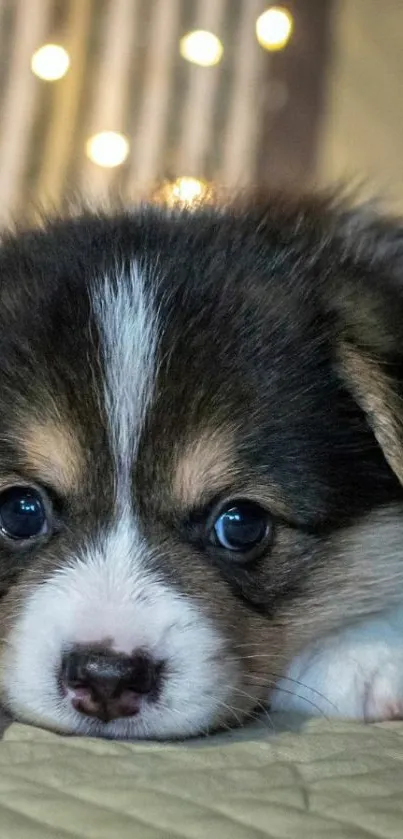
1 192 403 740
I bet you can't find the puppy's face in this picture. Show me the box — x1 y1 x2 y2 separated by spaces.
0 199 402 739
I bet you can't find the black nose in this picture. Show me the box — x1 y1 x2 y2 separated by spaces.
61 648 163 723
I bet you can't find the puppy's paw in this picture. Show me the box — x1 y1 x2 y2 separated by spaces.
271 608 403 721
363 664 403 721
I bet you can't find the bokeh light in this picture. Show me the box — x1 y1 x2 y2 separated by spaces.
155 177 210 207
256 7 293 52
85 131 129 168
31 44 70 81
179 30 223 67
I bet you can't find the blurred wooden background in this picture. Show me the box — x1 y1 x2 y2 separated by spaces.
0 0 402 225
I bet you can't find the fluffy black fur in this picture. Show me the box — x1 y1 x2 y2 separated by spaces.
1 191 403 736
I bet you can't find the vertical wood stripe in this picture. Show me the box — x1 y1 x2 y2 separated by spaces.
80 0 138 199
0 0 52 223
177 0 227 178
127 0 182 195
221 0 266 186
256 0 334 189
36 0 93 210
0 0 8 112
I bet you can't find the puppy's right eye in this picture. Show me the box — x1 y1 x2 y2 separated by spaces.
0 486 49 541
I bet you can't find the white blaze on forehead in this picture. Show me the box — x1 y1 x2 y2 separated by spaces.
92 261 158 501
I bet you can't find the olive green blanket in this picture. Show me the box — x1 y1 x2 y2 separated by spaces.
1 715 403 838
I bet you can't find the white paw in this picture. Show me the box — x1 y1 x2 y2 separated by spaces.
271 607 403 721
363 664 403 721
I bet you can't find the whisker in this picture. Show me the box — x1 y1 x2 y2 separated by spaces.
229 686 277 732
265 673 337 714
214 700 243 728
227 652 338 710
243 676 333 718
157 703 219 739
270 676 338 714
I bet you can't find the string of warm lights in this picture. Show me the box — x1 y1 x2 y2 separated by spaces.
29 5 294 201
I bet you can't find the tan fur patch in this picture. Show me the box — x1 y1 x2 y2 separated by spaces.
172 430 237 508
172 430 291 518
277 503 403 660
21 419 83 494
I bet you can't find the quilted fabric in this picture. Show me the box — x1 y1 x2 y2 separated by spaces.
1 717 403 838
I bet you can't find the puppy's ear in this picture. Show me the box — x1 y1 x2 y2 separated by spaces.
337 342 403 485
328 204 403 485
248 190 403 484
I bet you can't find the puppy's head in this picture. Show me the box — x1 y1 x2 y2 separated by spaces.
0 195 403 738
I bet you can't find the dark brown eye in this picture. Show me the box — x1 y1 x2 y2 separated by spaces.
0 486 49 541
211 500 272 555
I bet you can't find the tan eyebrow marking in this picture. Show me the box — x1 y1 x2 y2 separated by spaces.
21 418 84 493
172 429 238 508
172 430 293 519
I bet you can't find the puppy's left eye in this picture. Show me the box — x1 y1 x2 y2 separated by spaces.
212 500 272 555
0 486 49 541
